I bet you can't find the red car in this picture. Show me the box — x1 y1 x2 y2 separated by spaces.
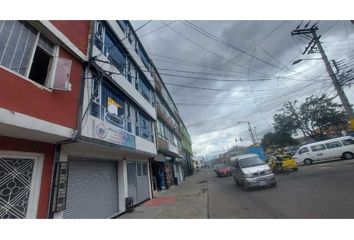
215 164 232 177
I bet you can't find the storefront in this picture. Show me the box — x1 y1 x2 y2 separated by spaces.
63 158 119 219
152 154 167 191
164 160 175 188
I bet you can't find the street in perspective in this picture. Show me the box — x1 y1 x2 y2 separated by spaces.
1 20 354 219
120 158 354 219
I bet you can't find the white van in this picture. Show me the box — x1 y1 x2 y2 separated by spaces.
230 154 276 190
293 136 354 165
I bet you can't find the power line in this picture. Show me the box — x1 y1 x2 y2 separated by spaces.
161 21 282 78
137 20 177 38
182 20 281 69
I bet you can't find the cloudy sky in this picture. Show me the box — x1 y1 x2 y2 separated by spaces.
131 20 354 158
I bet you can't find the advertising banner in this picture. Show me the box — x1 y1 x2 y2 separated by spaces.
93 119 136 148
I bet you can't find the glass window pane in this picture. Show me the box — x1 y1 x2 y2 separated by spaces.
342 139 354 146
299 147 309 154
19 26 37 75
38 35 55 55
1 21 20 68
325 141 342 149
0 21 15 63
139 76 151 102
101 82 126 128
142 164 147 176
0 21 37 76
137 164 142 176
104 29 126 73
10 23 29 72
310 144 326 152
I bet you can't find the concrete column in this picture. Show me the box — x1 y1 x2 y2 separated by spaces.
118 159 128 212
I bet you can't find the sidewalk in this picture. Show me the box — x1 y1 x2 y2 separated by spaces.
118 169 209 219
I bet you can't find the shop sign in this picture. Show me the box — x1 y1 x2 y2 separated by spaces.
93 120 136 148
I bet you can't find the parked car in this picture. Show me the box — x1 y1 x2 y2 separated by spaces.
215 163 232 177
293 136 354 165
230 154 276 190
267 155 298 173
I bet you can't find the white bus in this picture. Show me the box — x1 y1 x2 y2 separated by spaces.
293 136 354 165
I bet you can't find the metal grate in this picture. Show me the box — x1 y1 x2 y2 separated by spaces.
0 158 34 219
63 160 118 219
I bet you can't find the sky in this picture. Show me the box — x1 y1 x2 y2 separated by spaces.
130 20 354 158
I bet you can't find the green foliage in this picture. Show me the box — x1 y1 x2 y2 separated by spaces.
273 94 348 140
261 131 298 151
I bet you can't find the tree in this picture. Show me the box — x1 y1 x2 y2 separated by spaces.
274 94 348 140
261 131 298 152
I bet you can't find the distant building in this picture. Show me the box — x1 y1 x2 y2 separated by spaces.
193 156 205 169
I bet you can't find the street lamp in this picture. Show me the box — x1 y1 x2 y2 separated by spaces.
237 121 256 145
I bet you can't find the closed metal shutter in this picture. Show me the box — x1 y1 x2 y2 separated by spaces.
127 162 149 204
127 162 137 204
137 163 149 202
63 159 118 219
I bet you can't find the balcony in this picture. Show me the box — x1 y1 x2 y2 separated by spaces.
157 135 183 158
156 103 177 129
153 72 162 94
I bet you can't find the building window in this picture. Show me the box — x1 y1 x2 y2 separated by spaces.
104 30 126 74
94 21 126 74
135 73 151 103
116 20 128 33
135 109 140 137
90 77 126 130
101 82 125 129
138 111 154 142
0 21 56 86
94 21 153 106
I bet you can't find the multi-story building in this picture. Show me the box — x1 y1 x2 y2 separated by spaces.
0 20 90 218
179 121 194 176
52 20 157 219
152 65 185 192
0 20 193 219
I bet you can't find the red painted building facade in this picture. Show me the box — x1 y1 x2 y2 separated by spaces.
0 20 90 218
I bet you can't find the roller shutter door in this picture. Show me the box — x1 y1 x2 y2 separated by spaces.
63 159 118 219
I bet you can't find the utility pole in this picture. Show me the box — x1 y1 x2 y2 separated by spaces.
247 122 256 145
253 127 260 143
291 23 354 122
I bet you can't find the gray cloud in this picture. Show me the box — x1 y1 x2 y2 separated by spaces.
132 20 354 156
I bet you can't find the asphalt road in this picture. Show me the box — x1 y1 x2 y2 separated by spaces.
207 159 354 218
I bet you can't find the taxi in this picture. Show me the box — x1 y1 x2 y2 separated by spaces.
267 154 298 172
